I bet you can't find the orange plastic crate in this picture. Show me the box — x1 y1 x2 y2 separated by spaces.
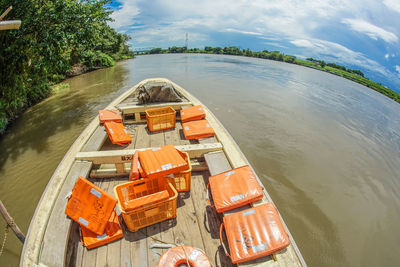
146 106 176 132
114 177 177 232
164 151 191 192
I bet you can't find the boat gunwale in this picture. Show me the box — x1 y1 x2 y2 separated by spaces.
20 80 146 266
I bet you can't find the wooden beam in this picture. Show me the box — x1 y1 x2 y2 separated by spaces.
0 20 21 30
89 158 207 178
0 6 12 21
117 101 192 114
0 200 25 243
75 143 223 164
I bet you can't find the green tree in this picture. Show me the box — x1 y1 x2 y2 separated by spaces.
149 48 162 54
0 0 133 134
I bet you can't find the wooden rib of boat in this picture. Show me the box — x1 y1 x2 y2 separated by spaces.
20 78 307 267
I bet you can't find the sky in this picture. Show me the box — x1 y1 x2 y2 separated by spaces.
107 0 400 93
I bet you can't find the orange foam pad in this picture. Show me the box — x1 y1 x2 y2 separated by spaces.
123 190 169 212
129 151 139 181
104 121 132 145
182 119 215 140
180 105 206 123
209 165 263 213
157 246 212 267
98 110 122 124
138 160 147 178
65 176 117 235
223 203 290 264
80 210 123 249
138 144 188 178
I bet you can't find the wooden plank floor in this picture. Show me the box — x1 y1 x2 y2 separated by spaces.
72 122 232 267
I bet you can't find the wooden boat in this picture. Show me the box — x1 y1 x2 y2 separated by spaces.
20 78 307 266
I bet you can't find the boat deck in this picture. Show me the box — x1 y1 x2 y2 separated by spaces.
68 123 233 267
22 79 305 267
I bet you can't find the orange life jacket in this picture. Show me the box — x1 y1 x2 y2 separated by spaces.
80 210 123 249
138 144 188 178
65 176 117 235
98 109 122 124
104 121 132 146
208 165 263 212
129 151 140 181
220 203 290 264
182 119 215 139
180 105 206 123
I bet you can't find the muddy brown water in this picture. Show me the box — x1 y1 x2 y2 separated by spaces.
1 54 399 267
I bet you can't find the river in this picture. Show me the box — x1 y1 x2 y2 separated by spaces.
1 54 399 266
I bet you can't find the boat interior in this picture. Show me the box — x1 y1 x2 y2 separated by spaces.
25 80 304 267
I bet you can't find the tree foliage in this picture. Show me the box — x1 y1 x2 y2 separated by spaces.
0 0 133 134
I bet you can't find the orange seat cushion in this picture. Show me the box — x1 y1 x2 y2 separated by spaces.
80 210 123 249
98 110 122 124
138 144 188 178
222 203 290 264
209 165 263 213
180 105 206 123
182 119 215 140
129 151 140 181
65 176 117 235
104 121 132 146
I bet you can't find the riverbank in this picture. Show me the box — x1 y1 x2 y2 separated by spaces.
140 47 400 104
0 56 133 135
0 1 134 135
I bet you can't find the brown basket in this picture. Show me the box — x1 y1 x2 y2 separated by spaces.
165 151 192 192
145 106 176 132
114 177 177 232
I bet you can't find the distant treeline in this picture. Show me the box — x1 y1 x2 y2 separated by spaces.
141 46 400 104
306 58 365 77
0 0 134 134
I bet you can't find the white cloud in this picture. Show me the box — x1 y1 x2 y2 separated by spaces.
384 0 400 13
291 38 391 76
385 54 389 60
396 65 400 76
110 0 356 41
291 39 315 48
263 42 289 49
223 28 263 36
342 18 398 43
109 1 140 29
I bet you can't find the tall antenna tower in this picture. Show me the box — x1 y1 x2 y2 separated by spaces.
185 33 188 49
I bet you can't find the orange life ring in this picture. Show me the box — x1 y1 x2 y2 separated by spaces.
157 246 212 267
